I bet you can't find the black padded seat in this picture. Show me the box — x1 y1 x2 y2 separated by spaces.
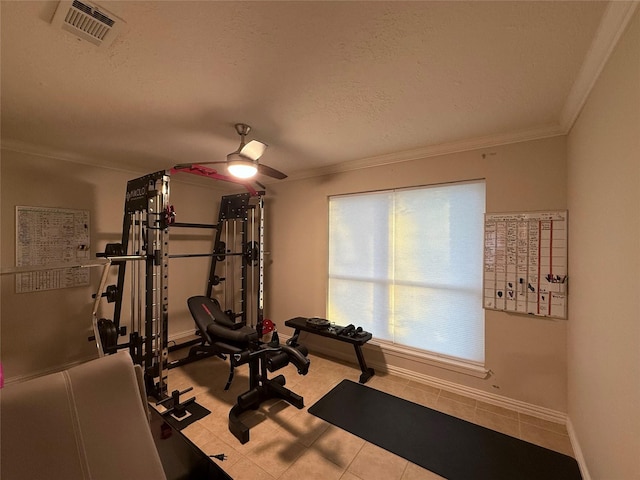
186 294 310 444
187 295 258 347
207 322 258 345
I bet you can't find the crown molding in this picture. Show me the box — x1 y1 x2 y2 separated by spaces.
287 123 564 181
1 138 142 175
560 1 640 132
3 125 563 186
0 139 260 191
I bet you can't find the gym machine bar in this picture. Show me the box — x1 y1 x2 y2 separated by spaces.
100 170 171 399
90 254 148 356
171 222 218 229
206 193 264 324
169 252 249 259
146 183 170 398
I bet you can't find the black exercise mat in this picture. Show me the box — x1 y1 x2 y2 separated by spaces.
308 380 581 480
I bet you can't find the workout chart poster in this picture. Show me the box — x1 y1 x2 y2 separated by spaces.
483 211 567 319
15 206 91 293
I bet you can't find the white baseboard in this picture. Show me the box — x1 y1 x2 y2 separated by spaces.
4 330 198 386
283 332 568 425
383 361 567 424
168 329 200 344
4 354 99 386
566 418 591 480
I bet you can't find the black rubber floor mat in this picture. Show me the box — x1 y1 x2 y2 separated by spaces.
309 380 581 480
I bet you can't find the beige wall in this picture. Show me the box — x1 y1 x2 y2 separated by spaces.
0 149 230 381
267 136 569 412
1 130 570 416
566 8 640 479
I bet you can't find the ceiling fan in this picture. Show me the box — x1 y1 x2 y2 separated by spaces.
174 123 287 180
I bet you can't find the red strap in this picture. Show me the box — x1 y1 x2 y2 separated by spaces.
201 302 215 321
171 165 258 196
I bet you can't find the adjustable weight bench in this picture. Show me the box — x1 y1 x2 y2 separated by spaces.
187 295 310 444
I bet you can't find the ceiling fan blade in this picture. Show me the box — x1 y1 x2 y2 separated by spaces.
240 140 268 161
174 161 226 169
258 163 287 180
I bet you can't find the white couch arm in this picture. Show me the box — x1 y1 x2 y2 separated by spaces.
1 352 167 480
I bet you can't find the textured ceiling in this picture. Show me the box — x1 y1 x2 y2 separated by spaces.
0 1 618 181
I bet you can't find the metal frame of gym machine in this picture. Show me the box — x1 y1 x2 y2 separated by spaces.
93 168 265 400
95 170 172 399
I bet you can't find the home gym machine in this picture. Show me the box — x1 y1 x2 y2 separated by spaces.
92 170 172 399
91 168 310 441
93 168 257 398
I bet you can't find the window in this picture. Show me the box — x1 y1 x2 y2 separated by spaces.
328 180 486 367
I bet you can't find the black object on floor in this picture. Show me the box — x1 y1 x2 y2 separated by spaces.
150 408 232 480
308 380 582 480
162 401 211 431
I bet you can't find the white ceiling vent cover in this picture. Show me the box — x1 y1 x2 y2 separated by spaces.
51 0 125 48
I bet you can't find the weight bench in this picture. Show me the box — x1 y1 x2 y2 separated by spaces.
187 295 310 444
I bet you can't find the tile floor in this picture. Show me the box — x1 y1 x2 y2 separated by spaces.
164 351 574 480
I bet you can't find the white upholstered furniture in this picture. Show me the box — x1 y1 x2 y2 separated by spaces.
1 352 167 480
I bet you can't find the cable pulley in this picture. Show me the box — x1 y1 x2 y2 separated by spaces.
244 241 259 266
215 241 227 261
97 318 118 354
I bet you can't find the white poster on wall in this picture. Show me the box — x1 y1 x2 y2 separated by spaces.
483 211 567 319
15 206 91 293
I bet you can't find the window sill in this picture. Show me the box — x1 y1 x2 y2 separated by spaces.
368 339 490 379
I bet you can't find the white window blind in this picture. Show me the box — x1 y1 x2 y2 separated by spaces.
328 180 486 365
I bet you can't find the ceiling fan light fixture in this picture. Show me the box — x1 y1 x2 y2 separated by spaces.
227 153 258 178
240 139 268 161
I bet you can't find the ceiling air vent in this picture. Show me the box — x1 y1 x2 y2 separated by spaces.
51 0 125 48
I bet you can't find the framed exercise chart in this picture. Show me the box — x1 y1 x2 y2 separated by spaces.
15 206 91 293
483 210 567 319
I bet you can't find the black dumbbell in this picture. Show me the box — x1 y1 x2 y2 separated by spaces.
337 324 355 336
